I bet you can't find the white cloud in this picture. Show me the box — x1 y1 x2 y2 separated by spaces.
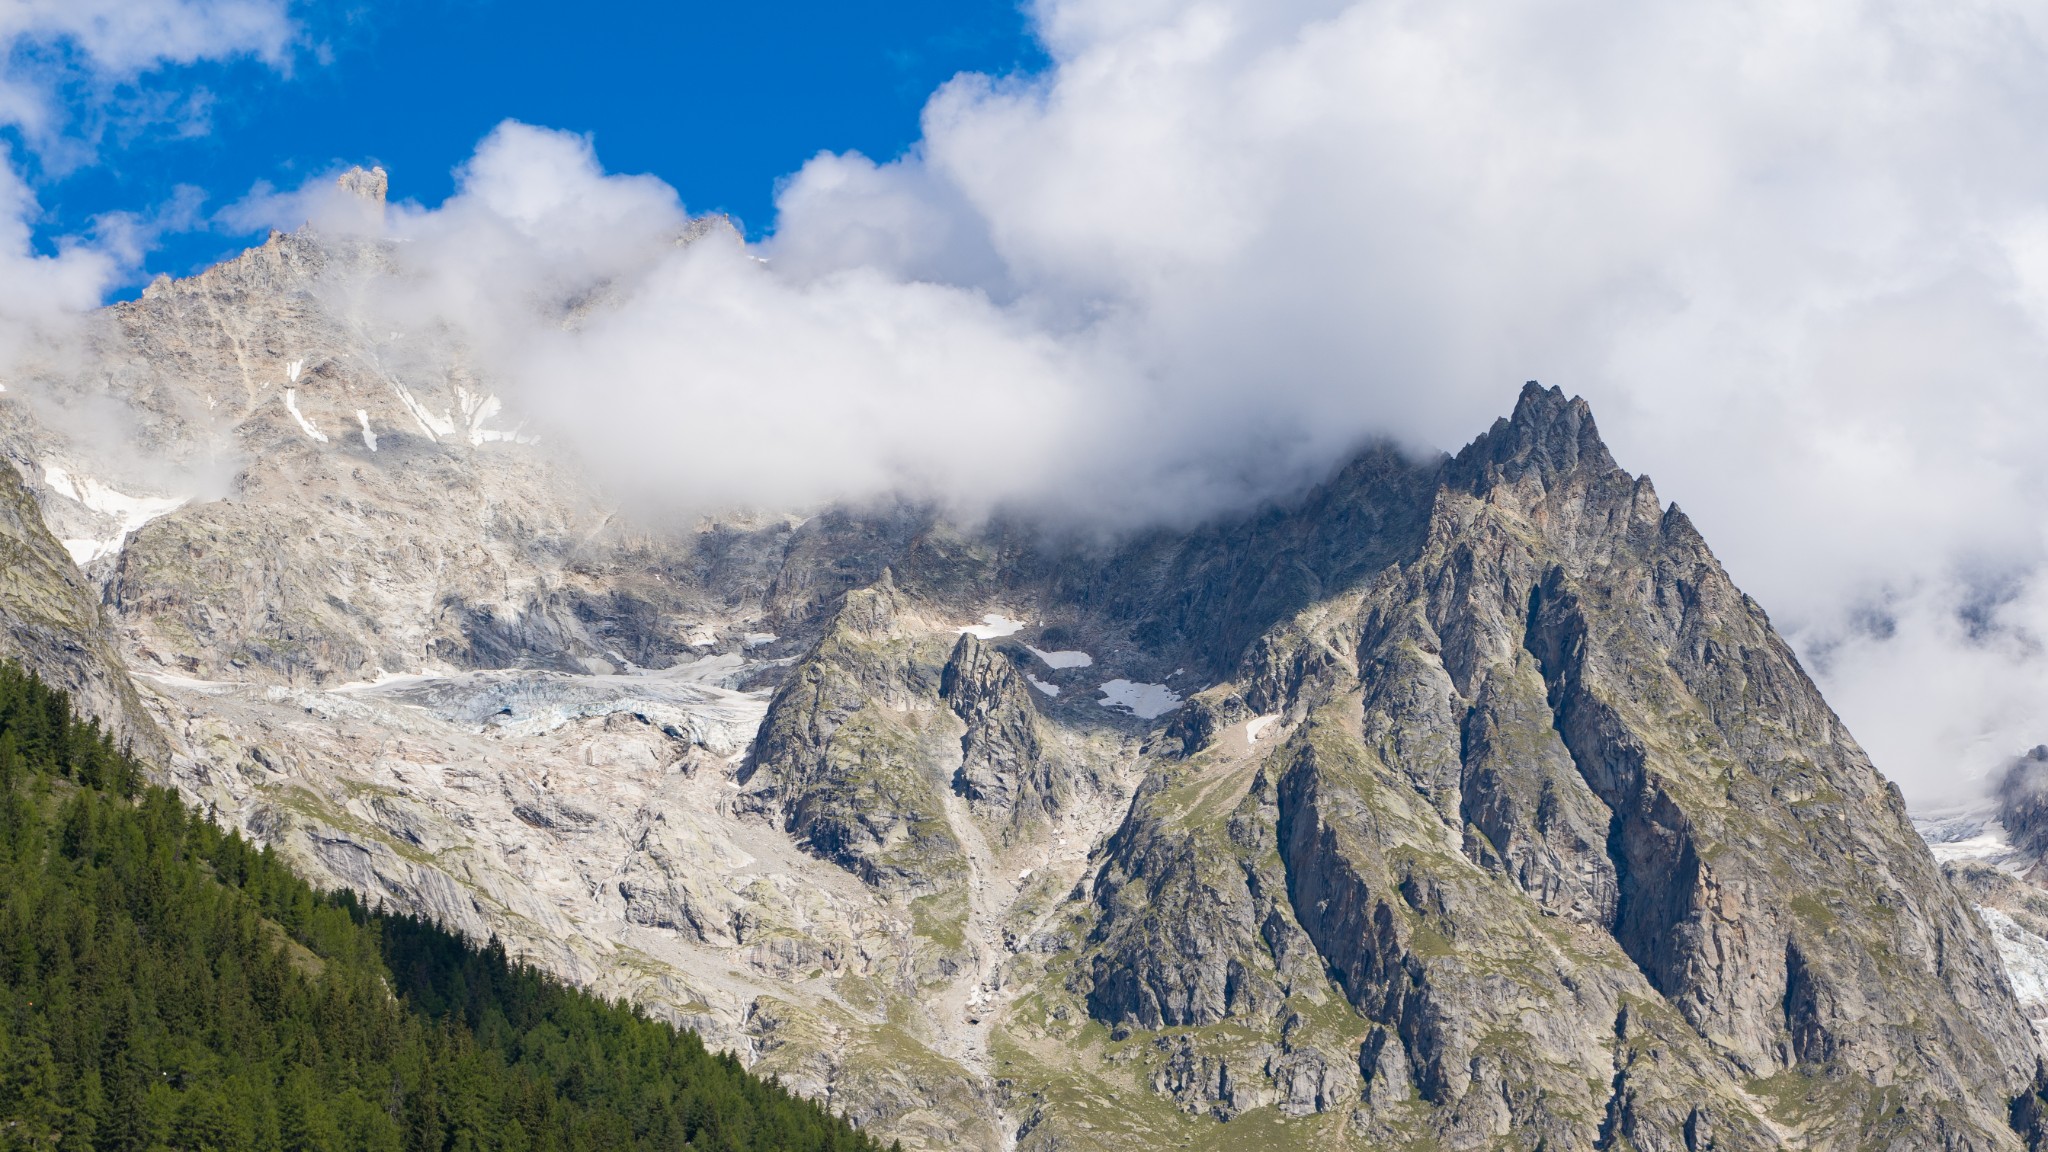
0 0 291 72
224 0 2048 803
0 0 294 161
766 0 2048 803
268 122 1106 515
0 0 293 353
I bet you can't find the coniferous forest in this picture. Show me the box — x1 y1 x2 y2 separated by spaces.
0 663 890 1152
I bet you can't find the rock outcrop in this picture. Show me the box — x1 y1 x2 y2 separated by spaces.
0 461 164 758
742 575 968 892
2002 746 2048 858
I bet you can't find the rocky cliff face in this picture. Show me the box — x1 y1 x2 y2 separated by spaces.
0 457 163 757
1006 385 2037 1150
5 187 2045 1150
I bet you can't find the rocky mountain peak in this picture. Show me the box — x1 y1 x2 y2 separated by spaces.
336 164 389 203
1454 378 1622 490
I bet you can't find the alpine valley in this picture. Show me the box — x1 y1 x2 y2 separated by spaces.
11 169 2048 1151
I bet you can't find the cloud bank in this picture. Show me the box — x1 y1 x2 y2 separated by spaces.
218 0 2048 804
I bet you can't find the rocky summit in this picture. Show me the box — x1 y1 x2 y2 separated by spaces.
6 176 2048 1149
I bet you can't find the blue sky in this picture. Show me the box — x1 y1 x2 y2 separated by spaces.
24 0 1044 291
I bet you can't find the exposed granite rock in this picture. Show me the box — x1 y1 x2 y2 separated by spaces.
741 574 967 892
1457 652 1617 925
1085 768 1278 1029
941 634 1055 827
34 215 764 690
336 164 388 202
2001 746 2048 858
1242 384 2036 1148
0 460 165 758
1163 684 1249 757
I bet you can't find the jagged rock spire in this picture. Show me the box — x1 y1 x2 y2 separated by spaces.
336 165 388 203
1454 379 1621 486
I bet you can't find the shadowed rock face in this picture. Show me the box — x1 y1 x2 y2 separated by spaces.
941 635 1049 820
6 206 2045 1151
2001 747 2048 858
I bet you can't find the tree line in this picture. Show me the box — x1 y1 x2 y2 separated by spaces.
0 663 893 1152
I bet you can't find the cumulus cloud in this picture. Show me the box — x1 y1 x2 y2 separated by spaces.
247 124 1116 515
230 0 2048 804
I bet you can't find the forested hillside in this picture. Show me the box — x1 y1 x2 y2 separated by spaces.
0 663 888 1152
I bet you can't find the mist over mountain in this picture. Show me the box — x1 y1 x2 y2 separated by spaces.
194 0 2048 805
8 201 2048 1144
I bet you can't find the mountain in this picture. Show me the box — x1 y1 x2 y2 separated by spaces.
4 168 2047 1148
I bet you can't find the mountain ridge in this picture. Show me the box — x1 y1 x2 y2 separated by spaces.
1 214 2044 1149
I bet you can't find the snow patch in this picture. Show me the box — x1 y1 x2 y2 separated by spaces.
1026 675 1060 697
1028 646 1093 669
357 410 379 451
1246 714 1279 742
741 632 777 649
283 388 328 442
327 667 439 693
960 613 1026 639
457 387 527 445
1097 679 1182 719
41 464 189 566
644 652 765 690
42 466 181 520
133 670 239 695
459 387 534 446
388 382 534 446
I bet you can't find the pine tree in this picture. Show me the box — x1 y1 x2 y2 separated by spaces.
0 662 885 1152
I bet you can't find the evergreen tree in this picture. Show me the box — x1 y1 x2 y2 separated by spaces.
0 663 883 1152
